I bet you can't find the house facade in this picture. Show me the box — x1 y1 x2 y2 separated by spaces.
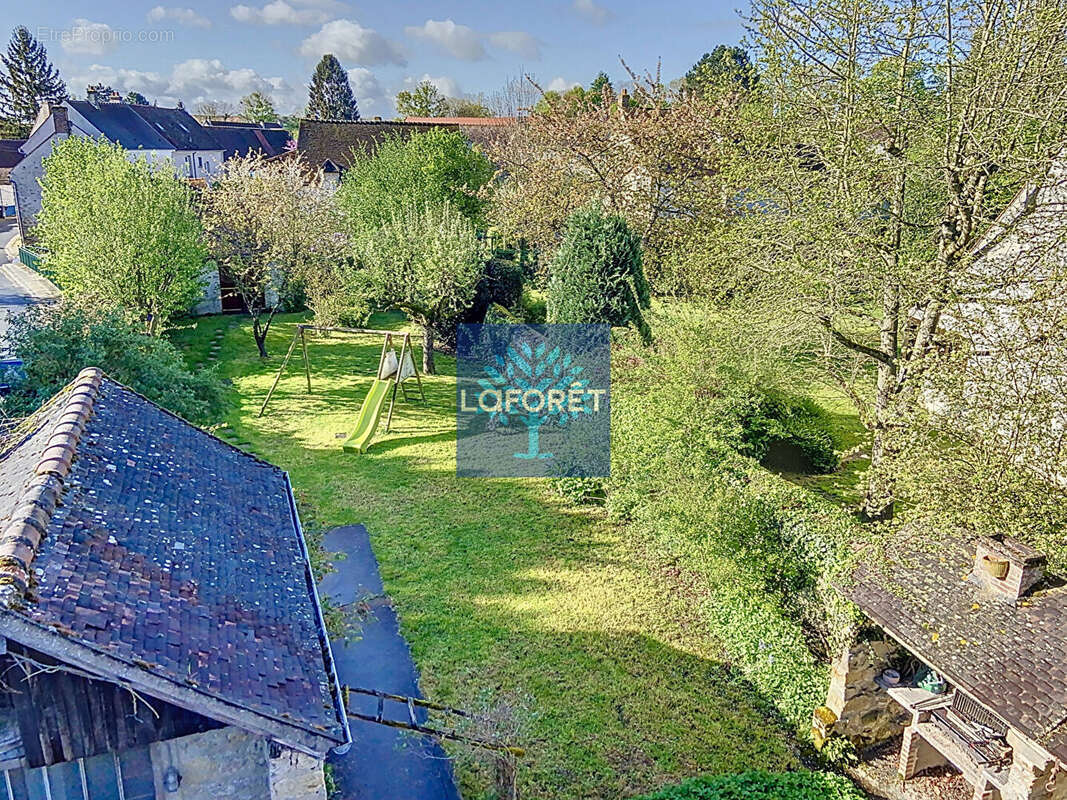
824 534 1067 800
0 368 351 799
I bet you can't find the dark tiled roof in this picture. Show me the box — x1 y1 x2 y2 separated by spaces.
0 141 24 169
845 536 1067 760
0 371 346 749
127 104 221 150
210 126 292 160
67 101 174 150
296 118 457 171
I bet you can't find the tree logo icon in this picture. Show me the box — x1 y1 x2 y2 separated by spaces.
456 324 610 478
475 338 591 460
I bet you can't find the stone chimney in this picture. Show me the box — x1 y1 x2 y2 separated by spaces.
972 535 1046 602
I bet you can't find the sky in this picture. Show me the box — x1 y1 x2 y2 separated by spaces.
11 0 747 117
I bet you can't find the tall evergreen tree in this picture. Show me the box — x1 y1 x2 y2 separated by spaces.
683 45 757 97
0 26 66 126
305 54 359 121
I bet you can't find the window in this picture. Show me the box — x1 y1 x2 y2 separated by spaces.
1 747 154 800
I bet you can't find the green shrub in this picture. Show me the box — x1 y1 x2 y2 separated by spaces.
518 287 547 324
3 304 223 423
546 205 651 342
609 303 861 736
636 770 866 800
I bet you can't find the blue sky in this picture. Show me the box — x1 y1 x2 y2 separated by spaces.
14 1 747 117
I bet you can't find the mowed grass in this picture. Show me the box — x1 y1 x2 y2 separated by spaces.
169 312 800 800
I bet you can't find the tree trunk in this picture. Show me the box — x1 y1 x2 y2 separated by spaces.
252 317 269 358
863 357 896 522
422 326 436 375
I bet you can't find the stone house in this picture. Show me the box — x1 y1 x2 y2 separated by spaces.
0 368 351 799
825 534 1066 800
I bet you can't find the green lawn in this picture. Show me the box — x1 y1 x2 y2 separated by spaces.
169 312 800 800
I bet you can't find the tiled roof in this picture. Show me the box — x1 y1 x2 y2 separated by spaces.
0 141 24 170
209 126 292 160
127 104 221 150
845 536 1067 761
0 370 347 751
66 101 174 150
403 116 518 126
296 118 458 171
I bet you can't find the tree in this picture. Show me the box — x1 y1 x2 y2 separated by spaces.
336 127 494 231
202 154 347 357
395 80 447 118
357 201 485 374
36 136 207 336
445 96 492 118
194 100 235 120
124 90 149 105
488 70 727 290
240 91 278 123
0 26 65 126
720 0 1067 519
588 71 614 106
306 54 359 120
3 304 222 423
683 45 757 97
546 205 651 342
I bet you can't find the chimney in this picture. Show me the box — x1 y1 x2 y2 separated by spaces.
972 535 1046 602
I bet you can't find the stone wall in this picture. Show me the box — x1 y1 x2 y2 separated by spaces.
269 744 327 800
192 265 223 315
147 727 327 800
826 638 911 748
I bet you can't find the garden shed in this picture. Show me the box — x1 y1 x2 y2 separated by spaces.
826 533 1067 800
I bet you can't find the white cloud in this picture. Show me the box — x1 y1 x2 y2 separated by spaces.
61 20 121 56
487 31 540 59
347 67 385 114
146 7 212 28
405 19 485 61
404 19 541 62
230 1 331 25
572 0 612 25
66 59 304 114
299 20 406 66
546 76 580 93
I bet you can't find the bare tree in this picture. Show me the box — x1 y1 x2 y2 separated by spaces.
725 0 1067 518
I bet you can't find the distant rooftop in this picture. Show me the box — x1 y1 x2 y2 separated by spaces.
403 116 518 126
845 534 1067 761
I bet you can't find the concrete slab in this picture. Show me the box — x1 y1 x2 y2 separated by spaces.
320 525 461 800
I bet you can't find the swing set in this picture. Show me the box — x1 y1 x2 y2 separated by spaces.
258 324 425 453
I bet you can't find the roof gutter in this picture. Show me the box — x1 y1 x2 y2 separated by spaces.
284 474 353 755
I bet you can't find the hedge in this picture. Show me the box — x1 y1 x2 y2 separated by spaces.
635 770 867 800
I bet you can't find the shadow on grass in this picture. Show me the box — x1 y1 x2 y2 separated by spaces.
171 313 805 799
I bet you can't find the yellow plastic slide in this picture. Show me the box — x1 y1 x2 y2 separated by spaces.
342 378 392 453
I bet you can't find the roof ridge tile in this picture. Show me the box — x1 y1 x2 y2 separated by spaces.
0 367 103 601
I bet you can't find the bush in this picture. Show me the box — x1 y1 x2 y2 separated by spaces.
610 303 860 735
636 770 866 800
546 205 651 342
3 305 223 423
36 136 208 335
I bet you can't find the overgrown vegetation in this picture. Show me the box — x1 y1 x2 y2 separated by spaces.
636 770 867 800
5 304 222 422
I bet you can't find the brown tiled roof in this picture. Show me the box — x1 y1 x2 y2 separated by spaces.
0 371 347 752
845 536 1067 761
403 116 518 126
296 118 458 171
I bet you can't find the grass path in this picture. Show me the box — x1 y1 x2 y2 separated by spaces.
170 312 799 799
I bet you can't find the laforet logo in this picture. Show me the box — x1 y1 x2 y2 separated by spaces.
456 324 610 478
